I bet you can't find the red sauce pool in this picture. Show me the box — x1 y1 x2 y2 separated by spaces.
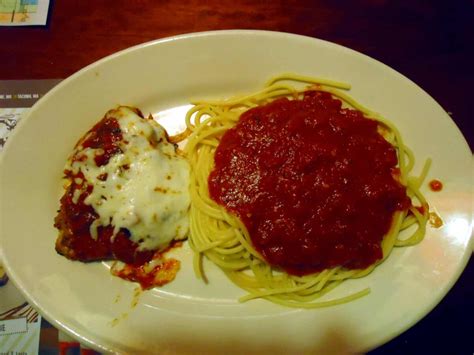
209 91 411 275
111 243 182 290
429 179 443 192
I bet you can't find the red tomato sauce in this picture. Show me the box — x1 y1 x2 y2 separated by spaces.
111 242 182 290
209 91 411 275
79 116 123 166
429 179 443 192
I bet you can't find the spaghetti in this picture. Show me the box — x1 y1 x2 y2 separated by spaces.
184 74 429 308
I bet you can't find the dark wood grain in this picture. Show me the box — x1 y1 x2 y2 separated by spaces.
1 0 472 353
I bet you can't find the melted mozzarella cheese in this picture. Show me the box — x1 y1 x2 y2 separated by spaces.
67 107 190 251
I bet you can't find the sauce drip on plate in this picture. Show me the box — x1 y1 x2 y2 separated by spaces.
209 91 411 275
429 179 443 192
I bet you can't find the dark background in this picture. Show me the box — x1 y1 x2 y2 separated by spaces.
1 1 472 353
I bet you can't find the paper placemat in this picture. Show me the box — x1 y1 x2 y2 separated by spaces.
0 0 50 26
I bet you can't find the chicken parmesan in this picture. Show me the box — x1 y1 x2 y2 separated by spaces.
54 106 190 288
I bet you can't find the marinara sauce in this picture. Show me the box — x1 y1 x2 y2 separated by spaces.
209 91 411 275
429 179 443 192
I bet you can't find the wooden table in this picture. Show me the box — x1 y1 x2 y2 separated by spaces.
1 1 472 353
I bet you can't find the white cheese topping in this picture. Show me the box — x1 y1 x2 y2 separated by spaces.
67 107 190 251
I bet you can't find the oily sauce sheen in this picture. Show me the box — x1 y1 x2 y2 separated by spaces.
209 91 411 275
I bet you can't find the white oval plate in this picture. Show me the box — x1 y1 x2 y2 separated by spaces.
0 30 472 354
